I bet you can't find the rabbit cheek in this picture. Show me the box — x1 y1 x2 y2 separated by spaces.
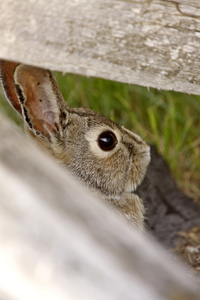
94 151 130 197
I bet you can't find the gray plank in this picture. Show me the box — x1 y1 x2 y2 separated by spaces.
0 1 200 94
0 114 199 300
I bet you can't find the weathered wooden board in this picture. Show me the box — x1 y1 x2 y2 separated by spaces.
0 114 199 300
1 0 200 94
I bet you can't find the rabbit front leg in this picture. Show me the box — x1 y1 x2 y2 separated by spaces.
108 193 145 230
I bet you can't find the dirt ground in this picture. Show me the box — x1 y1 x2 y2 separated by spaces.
174 226 200 277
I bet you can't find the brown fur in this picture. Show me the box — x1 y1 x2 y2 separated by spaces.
0 60 150 230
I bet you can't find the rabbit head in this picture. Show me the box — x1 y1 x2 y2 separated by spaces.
0 60 150 230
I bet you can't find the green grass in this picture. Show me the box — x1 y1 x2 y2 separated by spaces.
0 73 200 200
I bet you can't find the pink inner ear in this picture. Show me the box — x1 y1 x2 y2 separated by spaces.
15 66 60 139
0 61 22 115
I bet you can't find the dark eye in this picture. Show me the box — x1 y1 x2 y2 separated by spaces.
98 131 118 151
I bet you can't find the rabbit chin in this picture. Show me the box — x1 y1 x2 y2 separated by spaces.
124 178 144 195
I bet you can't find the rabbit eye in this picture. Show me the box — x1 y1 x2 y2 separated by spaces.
98 131 117 151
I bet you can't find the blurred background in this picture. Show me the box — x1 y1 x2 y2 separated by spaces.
0 73 199 202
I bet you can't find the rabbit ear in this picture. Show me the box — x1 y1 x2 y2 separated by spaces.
1 60 66 141
0 60 22 115
14 64 66 141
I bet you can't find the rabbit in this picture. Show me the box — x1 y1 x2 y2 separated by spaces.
0 60 150 230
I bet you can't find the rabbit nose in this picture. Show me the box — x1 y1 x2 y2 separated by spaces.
124 140 150 157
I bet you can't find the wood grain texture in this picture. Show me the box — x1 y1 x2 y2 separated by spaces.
1 0 200 94
0 114 199 300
